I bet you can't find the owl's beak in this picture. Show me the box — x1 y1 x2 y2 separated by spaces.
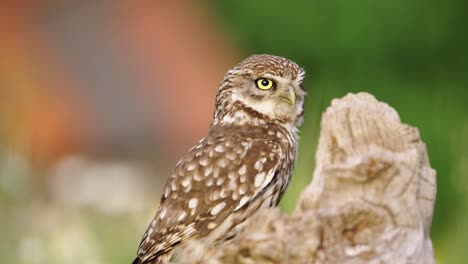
279 87 296 106
287 88 296 106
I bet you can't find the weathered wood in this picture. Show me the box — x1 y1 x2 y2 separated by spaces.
182 92 437 264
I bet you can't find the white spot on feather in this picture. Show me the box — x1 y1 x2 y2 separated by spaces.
218 158 228 168
228 181 237 190
159 208 167 219
211 190 220 200
204 165 213 177
220 189 228 198
254 158 267 170
254 172 266 187
228 171 237 180
188 198 198 209
238 165 247 175
213 167 220 178
215 145 225 153
240 174 247 183
206 179 214 186
239 184 247 195
216 178 224 186
187 163 196 171
199 158 208 166
222 115 236 123
211 202 226 215
208 150 215 157
181 177 191 187
236 196 250 210
261 169 276 189
193 171 202 181
178 211 187 221
226 152 236 160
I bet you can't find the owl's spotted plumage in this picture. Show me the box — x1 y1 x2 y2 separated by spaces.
133 54 306 264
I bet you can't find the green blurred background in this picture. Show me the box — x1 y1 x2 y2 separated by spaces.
1 1 467 263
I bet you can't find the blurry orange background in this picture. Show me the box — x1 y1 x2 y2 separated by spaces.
1 1 239 164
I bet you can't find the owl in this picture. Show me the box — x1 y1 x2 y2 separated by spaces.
133 54 306 264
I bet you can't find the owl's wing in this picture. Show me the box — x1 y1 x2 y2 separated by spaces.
136 135 283 263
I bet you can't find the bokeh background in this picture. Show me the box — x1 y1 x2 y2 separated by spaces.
1 1 467 263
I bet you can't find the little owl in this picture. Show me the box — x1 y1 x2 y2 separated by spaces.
133 54 306 263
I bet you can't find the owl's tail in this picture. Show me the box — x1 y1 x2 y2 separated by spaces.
132 256 166 264
132 257 143 264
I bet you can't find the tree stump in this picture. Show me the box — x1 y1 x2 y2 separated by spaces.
184 92 437 264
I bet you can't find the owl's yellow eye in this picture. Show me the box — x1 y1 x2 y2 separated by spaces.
256 78 275 90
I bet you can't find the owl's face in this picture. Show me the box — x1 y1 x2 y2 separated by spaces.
214 54 306 126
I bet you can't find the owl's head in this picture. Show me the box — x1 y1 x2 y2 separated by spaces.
213 54 306 127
